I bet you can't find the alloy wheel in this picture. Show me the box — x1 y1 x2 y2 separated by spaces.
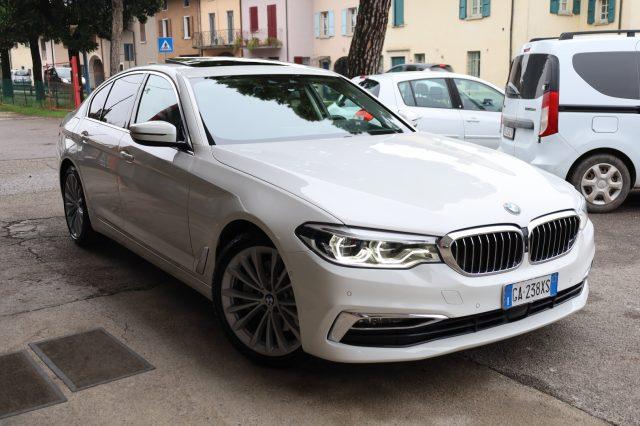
221 246 301 356
580 163 623 205
63 173 85 239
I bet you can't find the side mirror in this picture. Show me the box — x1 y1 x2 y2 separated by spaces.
129 121 179 146
398 110 420 127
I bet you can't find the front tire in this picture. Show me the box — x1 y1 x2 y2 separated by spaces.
569 154 631 213
213 235 302 366
62 166 96 245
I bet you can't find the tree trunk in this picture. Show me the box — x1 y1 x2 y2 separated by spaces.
110 0 124 77
0 48 14 99
346 0 392 78
28 36 45 101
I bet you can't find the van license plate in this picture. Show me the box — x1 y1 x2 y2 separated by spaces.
503 273 558 309
503 126 515 140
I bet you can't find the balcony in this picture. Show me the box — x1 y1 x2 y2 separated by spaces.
240 29 283 50
192 30 242 49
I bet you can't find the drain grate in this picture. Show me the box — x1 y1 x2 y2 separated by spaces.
30 328 154 392
0 351 66 419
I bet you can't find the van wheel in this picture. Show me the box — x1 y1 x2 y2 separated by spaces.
570 154 631 213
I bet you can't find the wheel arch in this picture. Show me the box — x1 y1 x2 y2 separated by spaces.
566 147 637 186
59 157 77 191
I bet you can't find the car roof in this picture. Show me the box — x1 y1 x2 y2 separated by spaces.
122 57 339 79
358 71 505 94
522 33 640 55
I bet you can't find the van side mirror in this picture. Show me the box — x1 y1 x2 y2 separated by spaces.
129 121 180 147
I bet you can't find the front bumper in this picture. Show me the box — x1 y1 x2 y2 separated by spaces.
285 221 594 363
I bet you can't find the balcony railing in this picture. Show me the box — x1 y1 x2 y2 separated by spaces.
192 30 241 49
240 29 284 50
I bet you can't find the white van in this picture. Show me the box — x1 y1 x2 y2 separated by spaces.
500 30 640 212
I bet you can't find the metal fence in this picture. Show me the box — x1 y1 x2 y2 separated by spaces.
0 80 76 110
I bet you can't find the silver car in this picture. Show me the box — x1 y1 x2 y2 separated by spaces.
58 57 593 365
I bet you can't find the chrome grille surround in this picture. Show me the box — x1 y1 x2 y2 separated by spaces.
439 225 525 276
528 210 581 264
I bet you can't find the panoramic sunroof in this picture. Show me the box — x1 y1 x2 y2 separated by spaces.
165 57 284 67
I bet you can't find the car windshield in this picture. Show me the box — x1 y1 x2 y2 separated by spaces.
191 74 407 145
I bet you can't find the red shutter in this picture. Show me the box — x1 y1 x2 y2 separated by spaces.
267 4 277 39
249 6 259 33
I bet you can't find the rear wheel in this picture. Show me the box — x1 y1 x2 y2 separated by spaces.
570 153 631 213
62 166 96 245
213 235 302 366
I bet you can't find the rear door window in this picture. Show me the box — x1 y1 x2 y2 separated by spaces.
572 52 640 100
101 73 145 128
507 54 558 99
399 78 453 109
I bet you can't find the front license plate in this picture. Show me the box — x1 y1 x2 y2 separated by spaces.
503 273 558 309
503 126 515 140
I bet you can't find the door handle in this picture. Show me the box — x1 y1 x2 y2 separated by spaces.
465 118 480 123
119 150 135 162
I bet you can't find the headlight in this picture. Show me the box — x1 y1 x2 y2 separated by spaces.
61 78 69 83
577 196 588 230
295 223 441 269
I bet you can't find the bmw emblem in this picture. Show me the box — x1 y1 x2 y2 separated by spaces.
504 202 521 215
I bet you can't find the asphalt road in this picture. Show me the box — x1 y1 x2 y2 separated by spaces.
0 112 638 425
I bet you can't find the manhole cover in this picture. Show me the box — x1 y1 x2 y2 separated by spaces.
30 328 154 392
0 351 66 419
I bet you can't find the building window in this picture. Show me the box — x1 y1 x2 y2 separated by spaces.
123 43 134 61
162 0 167 11
348 7 357 34
414 53 425 63
183 16 191 39
320 11 329 37
559 0 570 13
467 51 481 77
227 11 234 43
40 39 47 60
393 0 404 26
470 0 482 16
183 0 190 6
139 22 146 43
598 0 609 23
249 6 258 33
161 18 170 37
391 56 406 67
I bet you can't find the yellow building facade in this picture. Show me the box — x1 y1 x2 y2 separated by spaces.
196 0 242 56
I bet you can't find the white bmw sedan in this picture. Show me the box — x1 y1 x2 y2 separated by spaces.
58 58 594 365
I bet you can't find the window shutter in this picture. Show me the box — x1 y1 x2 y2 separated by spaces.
482 0 491 17
328 10 335 37
459 0 467 19
158 20 163 37
267 4 277 38
341 9 347 35
249 6 258 33
550 0 559 14
608 0 616 23
573 0 581 14
314 12 320 38
167 19 172 37
394 0 405 26
587 0 595 24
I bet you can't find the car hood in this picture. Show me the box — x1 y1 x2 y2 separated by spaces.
212 133 580 236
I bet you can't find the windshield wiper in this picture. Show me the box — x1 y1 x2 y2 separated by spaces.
368 129 402 135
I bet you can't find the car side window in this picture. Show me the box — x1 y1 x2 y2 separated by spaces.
453 78 504 112
401 78 452 109
101 73 145 128
136 75 185 141
397 81 416 106
87 82 113 121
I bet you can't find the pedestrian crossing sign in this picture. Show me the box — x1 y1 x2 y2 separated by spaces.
158 37 174 53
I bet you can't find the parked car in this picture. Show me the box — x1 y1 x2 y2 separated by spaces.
45 66 86 87
387 63 454 73
354 72 505 149
501 30 640 212
58 57 593 365
11 68 32 87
